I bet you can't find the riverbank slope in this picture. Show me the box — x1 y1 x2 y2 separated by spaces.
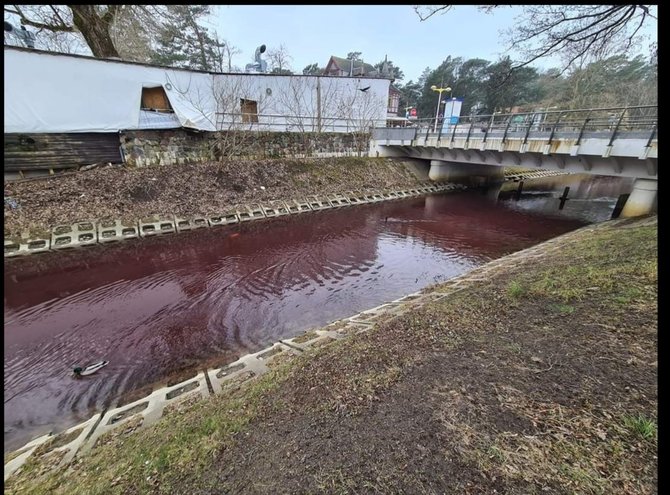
4 157 424 238
5 216 657 494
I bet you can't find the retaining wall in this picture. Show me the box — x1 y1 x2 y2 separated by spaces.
120 130 370 168
4 183 463 259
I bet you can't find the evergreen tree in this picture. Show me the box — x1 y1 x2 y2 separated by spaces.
373 59 404 81
150 5 225 71
302 63 323 75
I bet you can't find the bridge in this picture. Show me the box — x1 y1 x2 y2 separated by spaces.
370 105 657 217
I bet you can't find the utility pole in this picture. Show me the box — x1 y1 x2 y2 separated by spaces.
316 77 322 132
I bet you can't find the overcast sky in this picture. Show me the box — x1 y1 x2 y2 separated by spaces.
4 5 656 81
208 5 657 81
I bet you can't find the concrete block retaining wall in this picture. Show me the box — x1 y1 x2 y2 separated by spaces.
4 182 464 259
120 130 371 168
4 215 655 481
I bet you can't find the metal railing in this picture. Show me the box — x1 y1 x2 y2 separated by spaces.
375 105 658 145
215 112 388 133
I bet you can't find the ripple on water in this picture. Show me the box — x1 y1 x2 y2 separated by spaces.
4 191 607 452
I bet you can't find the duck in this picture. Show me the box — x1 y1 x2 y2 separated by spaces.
73 360 109 377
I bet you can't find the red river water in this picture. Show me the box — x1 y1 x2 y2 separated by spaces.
4 186 620 452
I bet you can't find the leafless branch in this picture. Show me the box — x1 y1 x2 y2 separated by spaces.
8 4 75 32
412 5 454 21
415 5 656 75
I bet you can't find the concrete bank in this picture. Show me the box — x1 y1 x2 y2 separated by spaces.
3 156 429 239
4 214 657 490
4 182 464 258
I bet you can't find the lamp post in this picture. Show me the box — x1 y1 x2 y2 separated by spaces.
430 85 451 133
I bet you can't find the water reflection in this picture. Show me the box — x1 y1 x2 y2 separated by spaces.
498 174 634 223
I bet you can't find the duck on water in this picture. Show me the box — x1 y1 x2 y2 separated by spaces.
73 360 109 377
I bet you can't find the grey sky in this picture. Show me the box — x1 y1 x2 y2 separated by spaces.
209 5 657 81
3 5 656 80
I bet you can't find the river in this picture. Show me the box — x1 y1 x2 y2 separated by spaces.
3 173 633 452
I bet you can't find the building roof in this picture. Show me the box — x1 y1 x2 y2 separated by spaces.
3 46 376 80
326 56 378 76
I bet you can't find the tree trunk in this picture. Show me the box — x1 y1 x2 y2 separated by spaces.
70 5 120 58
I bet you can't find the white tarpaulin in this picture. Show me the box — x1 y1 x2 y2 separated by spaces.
4 47 390 134
4 48 216 133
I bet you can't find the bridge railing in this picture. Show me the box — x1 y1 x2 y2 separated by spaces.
377 105 657 145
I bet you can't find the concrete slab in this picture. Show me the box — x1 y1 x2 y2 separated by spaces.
3 232 51 257
97 220 140 243
261 201 290 217
364 192 384 202
344 191 369 205
326 194 351 207
208 210 239 226
305 195 333 211
237 204 266 222
285 199 313 214
4 432 54 481
51 222 98 250
207 343 299 395
81 371 209 454
174 216 210 232
139 216 176 237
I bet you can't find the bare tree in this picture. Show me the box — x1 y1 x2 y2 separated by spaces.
274 78 315 133
271 77 344 156
205 31 229 73
273 77 340 132
336 87 386 156
4 5 122 57
210 77 270 158
4 22 89 54
266 43 293 74
220 38 241 71
4 4 227 67
413 5 657 74
163 72 271 159
109 6 154 62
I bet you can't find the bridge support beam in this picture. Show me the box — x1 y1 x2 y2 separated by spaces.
428 160 504 186
620 179 657 218
369 143 405 158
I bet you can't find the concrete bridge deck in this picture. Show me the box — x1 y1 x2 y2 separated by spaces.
370 105 657 217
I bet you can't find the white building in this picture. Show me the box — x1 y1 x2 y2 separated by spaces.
4 46 391 135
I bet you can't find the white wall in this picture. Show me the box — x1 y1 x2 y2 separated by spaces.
211 73 389 132
4 47 390 134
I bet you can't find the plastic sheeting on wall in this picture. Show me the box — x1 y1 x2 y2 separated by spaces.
4 48 216 133
4 47 391 134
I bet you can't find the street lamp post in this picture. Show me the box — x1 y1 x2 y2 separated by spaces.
430 85 451 133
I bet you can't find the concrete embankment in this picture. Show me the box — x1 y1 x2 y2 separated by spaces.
4 215 657 494
3 157 428 239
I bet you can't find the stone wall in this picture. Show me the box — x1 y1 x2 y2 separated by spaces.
120 130 371 168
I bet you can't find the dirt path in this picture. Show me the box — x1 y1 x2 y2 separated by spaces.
5 218 657 494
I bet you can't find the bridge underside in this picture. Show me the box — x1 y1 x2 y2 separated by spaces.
374 144 657 218
428 160 504 186
373 143 658 181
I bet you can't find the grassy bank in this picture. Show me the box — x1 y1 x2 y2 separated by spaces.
6 218 657 494
4 157 422 238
